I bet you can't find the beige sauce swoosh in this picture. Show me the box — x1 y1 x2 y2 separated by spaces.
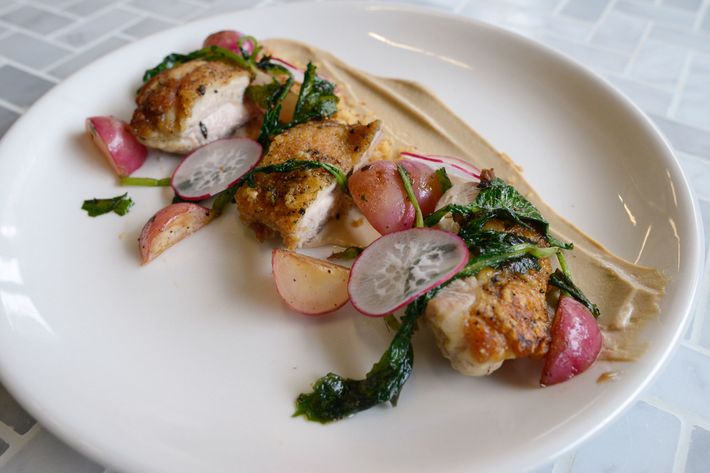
263 38 666 361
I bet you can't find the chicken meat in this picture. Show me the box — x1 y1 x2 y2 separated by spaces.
130 60 252 154
425 181 553 376
235 119 382 248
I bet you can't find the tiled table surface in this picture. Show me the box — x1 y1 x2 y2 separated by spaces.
0 0 708 471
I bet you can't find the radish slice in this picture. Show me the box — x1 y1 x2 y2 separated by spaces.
270 58 305 83
401 151 480 181
171 138 262 200
348 228 469 317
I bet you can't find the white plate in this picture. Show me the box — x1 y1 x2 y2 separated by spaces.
0 3 703 473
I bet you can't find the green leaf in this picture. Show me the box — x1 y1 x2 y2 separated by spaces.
141 45 252 83
327 246 363 260
120 176 171 187
291 63 339 125
435 167 452 194
81 193 134 217
548 269 601 318
397 164 423 228
241 159 348 192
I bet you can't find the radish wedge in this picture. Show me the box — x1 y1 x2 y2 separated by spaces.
138 202 213 264
540 296 603 386
171 138 262 200
86 116 147 177
401 151 480 181
272 249 349 315
348 228 469 316
270 58 305 83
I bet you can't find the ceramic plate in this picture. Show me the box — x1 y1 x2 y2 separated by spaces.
0 3 703 473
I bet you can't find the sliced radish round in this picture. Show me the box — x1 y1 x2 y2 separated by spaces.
401 151 480 181
171 138 262 200
348 228 469 317
270 58 305 83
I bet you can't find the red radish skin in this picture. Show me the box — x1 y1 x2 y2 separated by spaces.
203 30 253 55
540 296 603 386
401 151 481 181
171 138 262 201
400 160 445 216
272 249 349 316
348 228 470 317
138 203 213 264
86 116 147 177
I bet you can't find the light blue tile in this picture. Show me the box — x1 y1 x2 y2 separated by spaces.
50 36 129 79
569 401 680 473
2 430 103 473
539 35 628 73
702 6 710 33
560 0 610 22
0 382 35 434
64 0 114 17
662 0 702 11
591 12 649 55
648 344 710 420
58 8 138 48
129 0 206 20
606 75 673 116
687 425 710 473
676 54 710 131
0 32 71 69
529 463 554 473
631 40 687 91
122 17 176 38
652 115 710 158
649 25 710 55
0 106 18 137
0 5 74 35
614 0 696 28
0 65 54 108
676 152 710 200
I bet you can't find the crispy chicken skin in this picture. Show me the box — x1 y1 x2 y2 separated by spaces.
130 60 252 154
235 119 382 248
426 182 553 376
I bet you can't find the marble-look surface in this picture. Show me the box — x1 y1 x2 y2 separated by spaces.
0 0 708 472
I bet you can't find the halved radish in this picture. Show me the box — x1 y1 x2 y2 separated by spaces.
401 151 480 181
138 202 213 264
171 138 262 201
269 58 305 83
348 228 469 317
85 116 147 177
540 296 603 386
272 249 349 315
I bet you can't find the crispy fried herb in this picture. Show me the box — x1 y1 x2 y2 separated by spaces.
327 246 363 260
397 164 423 228
549 269 600 318
241 159 348 192
141 45 253 83
81 193 134 217
435 167 452 194
120 176 171 187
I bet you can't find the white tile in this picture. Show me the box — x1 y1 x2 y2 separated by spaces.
129 0 206 20
614 0 696 28
64 0 115 17
649 24 710 55
0 65 54 107
50 36 129 79
652 114 710 158
0 32 71 69
631 40 687 91
0 5 74 35
676 152 710 200
122 17 176 38
569 401 680 473
662 0 703 11
687 425 710 473
648 344 710 421
58 8 138 48
606 75 673 116
676 54 710 131
591 11 649 55
2 430 103 473
539 35 629 73
560 0 610 21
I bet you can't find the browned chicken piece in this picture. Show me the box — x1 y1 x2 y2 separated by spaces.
131 60 252 154
235 119 382 248
426 182 553 376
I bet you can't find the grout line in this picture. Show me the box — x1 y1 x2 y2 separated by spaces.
120 3 194 24
0 424 41 469
0 56 59 83
13 0 80 20
0 19 80 52
622 20 652 77
47 7 145 53
551 451 576 473
688 251 710 345
643 395 710 432
692 0 709 31
585 0 619 42
671 418 692 473
667 51 694 117
553 0 569 16
680 340 710 357
0 98 25 115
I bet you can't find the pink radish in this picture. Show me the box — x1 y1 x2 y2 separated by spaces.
138 202 213 264
540 296 603 386
171 138 262 201
401 151 480 181
203 30 254 55
85 116 147 177
272 249 349 315
348 228 469 317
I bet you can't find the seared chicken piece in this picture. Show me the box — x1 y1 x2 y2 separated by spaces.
131 60 252 154
426 182 553 376
235 119 382 248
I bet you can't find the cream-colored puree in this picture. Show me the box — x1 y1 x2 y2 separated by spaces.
263 39 666 362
